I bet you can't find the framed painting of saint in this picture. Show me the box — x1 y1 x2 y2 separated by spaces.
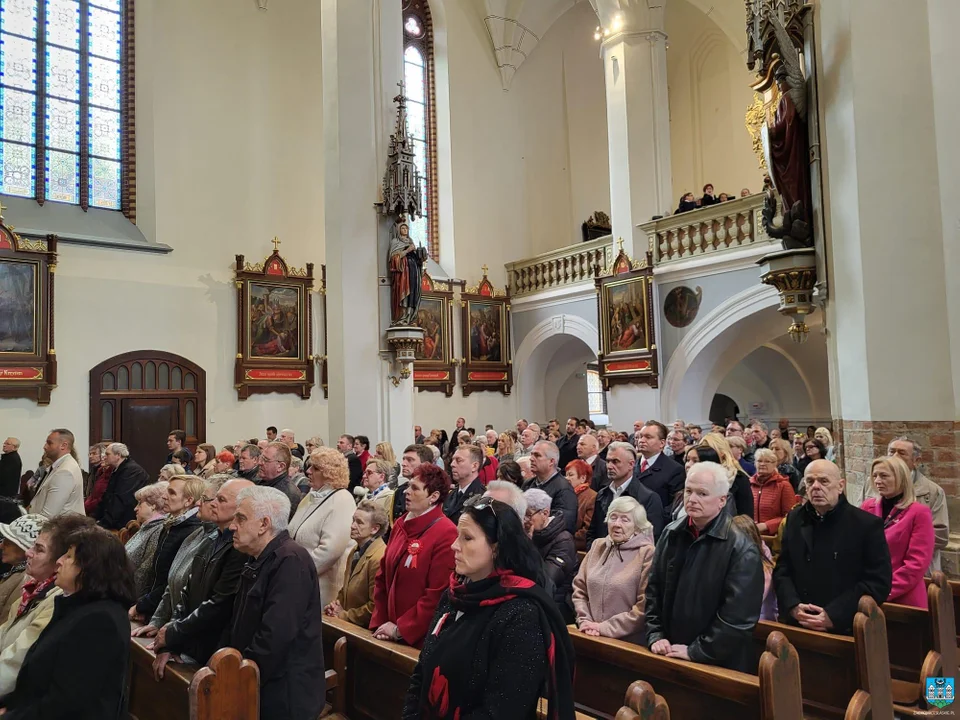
595 244 658 389
0 208 57 405
413 273 456 396
460 267 512 396
235 241 316 400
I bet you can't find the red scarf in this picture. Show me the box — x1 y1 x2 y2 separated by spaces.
18 574 57 618
574 483 592 496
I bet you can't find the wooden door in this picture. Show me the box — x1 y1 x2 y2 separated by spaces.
90 351 206 476
120 398 179 478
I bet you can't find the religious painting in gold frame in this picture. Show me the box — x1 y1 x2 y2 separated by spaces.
460 267 512 397
0 207 57 405
413 273 456 396
595 246 658 389
235 241 315 400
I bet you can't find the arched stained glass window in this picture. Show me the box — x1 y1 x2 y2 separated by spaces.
0 0 134 216
402 0 437 260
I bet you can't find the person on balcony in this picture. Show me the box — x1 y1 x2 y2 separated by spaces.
676 193 697 214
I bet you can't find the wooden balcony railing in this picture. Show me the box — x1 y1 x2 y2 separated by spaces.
640 193 775 266
505 235 614 297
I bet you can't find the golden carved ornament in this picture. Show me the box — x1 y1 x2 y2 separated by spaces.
745 92 769 172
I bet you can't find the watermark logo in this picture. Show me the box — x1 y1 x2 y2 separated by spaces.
925 677 955 709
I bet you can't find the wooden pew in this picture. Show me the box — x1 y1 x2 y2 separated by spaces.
751 621 856 719
926 574 960 648
848 597 895 720
129 636 200 720
569 628 803 720
614 681 669 720
189 648 259 720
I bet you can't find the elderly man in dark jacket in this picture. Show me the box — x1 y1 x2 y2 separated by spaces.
774 460 891 635
0 438 22 499
587 442 664 548
150 478 254 678
521 442 579 534
524 488 578 623
95 443 150 530
226 486 325 720
646 461 763 673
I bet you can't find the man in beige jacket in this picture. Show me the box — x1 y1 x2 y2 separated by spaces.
29 429 86 518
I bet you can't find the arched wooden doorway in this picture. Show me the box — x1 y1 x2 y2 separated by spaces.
90 351 206 475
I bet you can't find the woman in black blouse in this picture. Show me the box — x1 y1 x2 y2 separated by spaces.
402 496 575 720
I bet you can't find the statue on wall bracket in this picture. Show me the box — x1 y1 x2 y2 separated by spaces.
761 15 813 250
389 216 427 325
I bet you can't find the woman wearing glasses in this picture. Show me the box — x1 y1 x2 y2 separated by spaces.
371 464 457 648
403 496 576 720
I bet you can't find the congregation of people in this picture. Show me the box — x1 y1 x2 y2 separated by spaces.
0 413 949 718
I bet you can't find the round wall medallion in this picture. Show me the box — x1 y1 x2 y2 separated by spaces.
663 286 702 328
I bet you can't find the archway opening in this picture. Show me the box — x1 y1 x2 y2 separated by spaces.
518 333 598 424
709 393 740 427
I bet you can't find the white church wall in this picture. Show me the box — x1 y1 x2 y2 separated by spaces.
511 2 611 256
665 0 763 207
4 0 329 460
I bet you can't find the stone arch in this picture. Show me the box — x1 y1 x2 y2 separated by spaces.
514 314 600 421
661 284 824 424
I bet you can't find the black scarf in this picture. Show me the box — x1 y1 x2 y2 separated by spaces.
442 570 576 720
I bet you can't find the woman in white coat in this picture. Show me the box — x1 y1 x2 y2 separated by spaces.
289 448 356 607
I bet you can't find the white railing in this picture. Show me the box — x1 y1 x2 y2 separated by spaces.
505 235 614 297
641 194 774 266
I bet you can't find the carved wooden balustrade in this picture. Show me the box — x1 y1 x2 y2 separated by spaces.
505 235 614 297
641 193 775 266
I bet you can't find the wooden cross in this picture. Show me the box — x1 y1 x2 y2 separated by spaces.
481 264 489 277
617 237 624 252
271 237 281 252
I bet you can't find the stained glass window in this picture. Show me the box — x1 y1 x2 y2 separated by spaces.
402 0 437 260
0 0 130 213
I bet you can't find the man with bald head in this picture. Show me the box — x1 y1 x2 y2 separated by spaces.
773 460 891 635
576 433 608 491
151 477 255 676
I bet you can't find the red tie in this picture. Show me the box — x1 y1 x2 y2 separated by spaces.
640 458 648 473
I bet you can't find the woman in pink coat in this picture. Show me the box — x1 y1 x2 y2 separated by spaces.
860 455 934 608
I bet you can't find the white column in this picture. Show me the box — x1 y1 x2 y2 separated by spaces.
599 12 672 256
322 0 416 448
817 0 956 497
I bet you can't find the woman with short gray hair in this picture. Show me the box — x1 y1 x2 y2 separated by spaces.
125 482 170 598
523 488 577 623
572 495 655 644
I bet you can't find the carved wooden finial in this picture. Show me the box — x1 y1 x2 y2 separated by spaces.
481 264 489 277
271 237 281 252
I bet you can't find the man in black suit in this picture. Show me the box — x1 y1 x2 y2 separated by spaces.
774 460 891 635
0 437 22 499
555 418 581 473
96 443 150 530
634 421 685 524
414 425 427 445
587 442 663 548
448 417 467 454
576 433 608 491
443 445 485 524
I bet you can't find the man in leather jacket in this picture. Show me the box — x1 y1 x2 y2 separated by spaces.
646 461 763 672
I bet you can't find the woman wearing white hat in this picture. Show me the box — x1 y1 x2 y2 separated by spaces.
0 515 43 620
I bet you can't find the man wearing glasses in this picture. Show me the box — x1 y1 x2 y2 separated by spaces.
257 442 303 519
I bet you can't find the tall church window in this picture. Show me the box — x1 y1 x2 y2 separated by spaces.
587 365 608 423
0 0 135 217
402 0 438 260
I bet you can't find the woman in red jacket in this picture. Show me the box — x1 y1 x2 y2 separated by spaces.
860 455 934 608
371 464 457 648
749 449 797 535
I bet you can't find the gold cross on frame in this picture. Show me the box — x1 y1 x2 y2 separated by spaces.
481 264 489 277
617 237 625 252
271 237 281 252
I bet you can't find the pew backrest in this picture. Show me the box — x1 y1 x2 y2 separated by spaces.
850 597 894 720
189 648 259 720
758 631 803 719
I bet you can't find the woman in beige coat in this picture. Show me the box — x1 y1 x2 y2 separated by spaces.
572 495 655 645
323 500 387 628
289 448 356 607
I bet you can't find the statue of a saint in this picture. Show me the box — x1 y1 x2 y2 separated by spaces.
762 16 813 249
388 218 427 325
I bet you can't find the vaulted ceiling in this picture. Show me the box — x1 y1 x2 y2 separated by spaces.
479 0 747 90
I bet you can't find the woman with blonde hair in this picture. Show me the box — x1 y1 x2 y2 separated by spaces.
158 464 180 482
697 434 753 518
289 448 357 606
573 495 655 644
375 441 400 482
860 455 934 608
496 432 518 463
814 427 836 462
193 444 218 479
